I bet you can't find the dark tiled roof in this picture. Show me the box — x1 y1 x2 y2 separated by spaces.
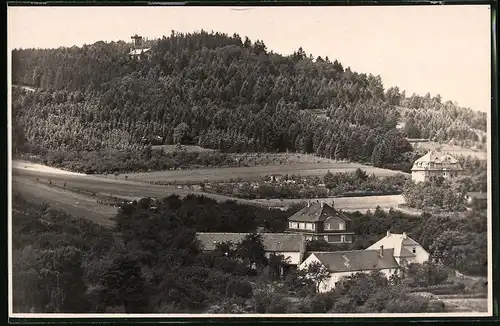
196 232 304 252
310 248 399 273
288 202 351 223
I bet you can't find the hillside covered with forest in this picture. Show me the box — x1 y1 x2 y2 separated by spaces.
11 31 487 172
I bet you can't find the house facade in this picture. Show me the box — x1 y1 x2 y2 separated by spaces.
411 151 463 183
366 231 429 264
285 201 355 244
196 232 306 266
299 248 400 292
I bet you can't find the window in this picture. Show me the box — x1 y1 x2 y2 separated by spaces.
327 235 341 243
341 235 346 243
338 222 345 230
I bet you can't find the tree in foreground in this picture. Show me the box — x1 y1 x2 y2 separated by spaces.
305 261 331 293
236 233 268 270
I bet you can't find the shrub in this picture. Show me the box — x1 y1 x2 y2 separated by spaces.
384 295 429 313
309 292 336 313
225 279 253 299
252 289 290 313
410 283 465 295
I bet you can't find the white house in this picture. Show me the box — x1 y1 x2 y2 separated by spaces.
366 231 430 264
299 248 400 293
411 150 463 183
196 232 306 266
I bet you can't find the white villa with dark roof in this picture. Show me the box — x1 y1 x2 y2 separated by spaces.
286 201 355 244
196 232 306 266
411 150 463 183
366 231 430 264
299 247 401 292
298 231 429 292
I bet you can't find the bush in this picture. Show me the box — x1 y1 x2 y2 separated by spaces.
252 290 290 313
225 279 253 299
410 283 465 295
384 295 429 313
426 300 446 312
309 292 336 313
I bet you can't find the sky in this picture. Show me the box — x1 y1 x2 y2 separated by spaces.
7 5 492 113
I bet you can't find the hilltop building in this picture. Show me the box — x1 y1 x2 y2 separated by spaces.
285 201 355 244
129 34 151 59
411 150 463 183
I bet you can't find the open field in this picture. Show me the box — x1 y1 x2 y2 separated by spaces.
12 178 117 227
113 161 408 184
412 141 487 160
12 161 410 225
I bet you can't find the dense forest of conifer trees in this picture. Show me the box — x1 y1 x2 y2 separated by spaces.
11 30 487 171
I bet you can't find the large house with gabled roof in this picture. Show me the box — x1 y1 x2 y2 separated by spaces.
411 150 463 183
286 201 355 244
299 247 401 292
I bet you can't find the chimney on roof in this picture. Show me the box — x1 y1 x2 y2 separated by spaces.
387 230 391 237
307 201 311 207
380 245 384 257
402 232 407 239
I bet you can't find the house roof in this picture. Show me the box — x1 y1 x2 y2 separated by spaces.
129 48 151 55
288 202 351 223
399 247 416 258
367 232 420 257
309 249 400 273
411 151 462 171
196 232 304 252
466 192 487 200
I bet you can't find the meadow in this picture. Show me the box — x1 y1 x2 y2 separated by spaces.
114 159 407 184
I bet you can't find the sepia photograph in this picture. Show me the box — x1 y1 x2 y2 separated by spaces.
7 4 493 318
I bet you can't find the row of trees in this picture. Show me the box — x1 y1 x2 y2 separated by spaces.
207 170 407 200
